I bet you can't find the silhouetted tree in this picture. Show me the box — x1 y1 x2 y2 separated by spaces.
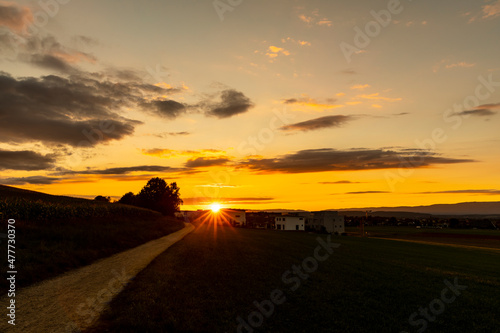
94 195 111 203
118 192 137 206
136 178 183 216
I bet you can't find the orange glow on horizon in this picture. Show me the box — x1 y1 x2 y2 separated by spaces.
210 203 221 213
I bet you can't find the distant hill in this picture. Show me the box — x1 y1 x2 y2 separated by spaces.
336 201 500 216
0 184 90 203
339 211 431 218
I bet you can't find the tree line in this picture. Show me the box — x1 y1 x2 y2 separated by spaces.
95 177 183 217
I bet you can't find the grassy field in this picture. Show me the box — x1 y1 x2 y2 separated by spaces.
0 185 185 294
346 226 500 249
86 223 500 333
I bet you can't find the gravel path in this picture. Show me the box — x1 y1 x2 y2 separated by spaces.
1 223 194 333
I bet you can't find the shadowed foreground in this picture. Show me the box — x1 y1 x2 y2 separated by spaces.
86 223 499 332
0 223 194 333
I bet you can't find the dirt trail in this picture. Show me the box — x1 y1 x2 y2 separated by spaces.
1 223 194 333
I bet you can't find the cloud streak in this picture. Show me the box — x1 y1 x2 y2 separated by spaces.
185 157 231 168
0 150 56 171
53 165 185 176
239 148 475 174
281 96 343 110
343 191 390 195
319 181 363 184
455 103 499 117
0 176 62 185
418 189 500 195
280 115 354 132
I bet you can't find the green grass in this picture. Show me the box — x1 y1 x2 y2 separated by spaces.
346 226 500 236
0 185 185 294
346 226 500 249
86 224 500 333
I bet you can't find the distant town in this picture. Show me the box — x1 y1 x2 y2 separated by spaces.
177 209 500 232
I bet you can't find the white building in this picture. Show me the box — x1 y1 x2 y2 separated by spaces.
311 211 345 234
223 209 246 226
275 215 305 231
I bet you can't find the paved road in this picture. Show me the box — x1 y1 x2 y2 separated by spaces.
0 223 194 333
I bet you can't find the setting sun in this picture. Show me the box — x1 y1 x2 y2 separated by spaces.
210 203 221 213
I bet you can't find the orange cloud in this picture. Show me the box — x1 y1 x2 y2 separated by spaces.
268 46 283 53
281 95 344 110
483 0 500 19
266 45 290 59
297 10 332 27
445 62 476 69
281 37 311 46
0 2 33 33
357 93 402 102
51 51 96 64
298 14 313 23
142 148 227 159
350 84 371 90
317 20 332 27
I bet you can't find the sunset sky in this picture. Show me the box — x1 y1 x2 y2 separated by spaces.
1 0 499 211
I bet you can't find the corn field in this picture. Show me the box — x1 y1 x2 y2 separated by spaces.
0 197 160 223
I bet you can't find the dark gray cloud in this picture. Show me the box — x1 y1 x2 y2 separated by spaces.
185 157 231 168
203 89 254 118
280 115 354 132
240 148 475 174
340 69 357 75
154 131 191 138
141 99 187 119
0 150 56 171
457 109 496 117
343 191 390 194
12 35 98 73
29 54 75 72
457 103 500 117
1 176 62 185
282 98 299 104
0 73 144 147
169 131 190 136
54 165 183 176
